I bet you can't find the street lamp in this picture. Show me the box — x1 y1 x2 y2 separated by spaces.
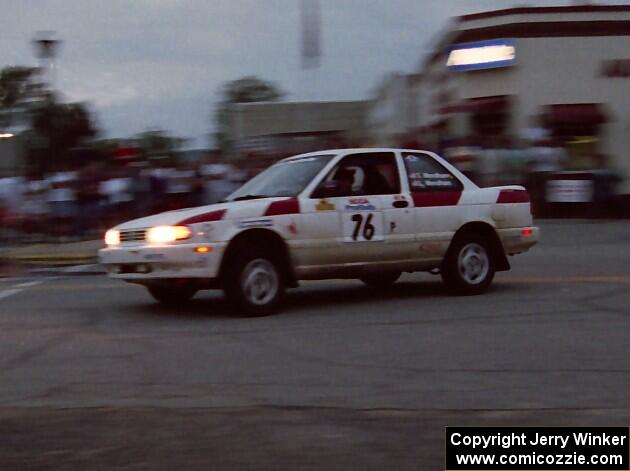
32 31 61 89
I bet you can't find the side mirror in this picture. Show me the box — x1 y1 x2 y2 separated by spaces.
312 180 340 199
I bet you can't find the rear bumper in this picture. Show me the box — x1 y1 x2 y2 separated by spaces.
98 242 226 280
497 226 539 255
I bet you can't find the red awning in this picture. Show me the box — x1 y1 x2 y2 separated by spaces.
543 104 608 126
441 95 510 114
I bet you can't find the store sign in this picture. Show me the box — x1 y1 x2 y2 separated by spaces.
446 39 516 71
546 179 593 203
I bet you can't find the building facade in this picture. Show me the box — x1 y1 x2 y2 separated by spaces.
413 5 630 191
0 132 26 177
227 100 369 160
366 73 421 147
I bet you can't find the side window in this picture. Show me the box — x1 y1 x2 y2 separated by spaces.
402 152 463 192
313 152 401 197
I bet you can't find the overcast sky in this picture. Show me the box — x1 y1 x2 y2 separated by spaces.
1 1 627 148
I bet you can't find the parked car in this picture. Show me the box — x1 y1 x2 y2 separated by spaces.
99 149 539 315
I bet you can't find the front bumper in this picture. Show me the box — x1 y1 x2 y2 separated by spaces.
497 226 540 255
98 242 226 280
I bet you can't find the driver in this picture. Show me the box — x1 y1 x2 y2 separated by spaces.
335 167 356 196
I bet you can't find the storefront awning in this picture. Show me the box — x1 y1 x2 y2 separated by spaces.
441 95 510 114
543 104 608 126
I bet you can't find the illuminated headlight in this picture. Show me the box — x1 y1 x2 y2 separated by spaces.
104 229 120 247
146 225 192 244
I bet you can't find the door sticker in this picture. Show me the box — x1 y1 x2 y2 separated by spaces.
342 212 384 242
344 198 376 211
316 199 335 211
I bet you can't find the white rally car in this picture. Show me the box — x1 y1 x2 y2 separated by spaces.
100 149 539 315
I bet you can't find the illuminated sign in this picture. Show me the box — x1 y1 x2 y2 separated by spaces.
446 39 516 71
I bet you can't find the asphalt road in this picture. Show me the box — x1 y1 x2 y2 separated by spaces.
1 220 630 470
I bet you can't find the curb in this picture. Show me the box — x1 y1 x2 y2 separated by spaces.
0 254 97 266
29 264 106 276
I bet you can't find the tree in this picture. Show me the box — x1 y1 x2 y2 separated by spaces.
30 99 97 171
132 129 188 166
0 66 42 128
213 76 285 154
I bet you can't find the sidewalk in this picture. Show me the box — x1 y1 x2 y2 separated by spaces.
0 239 102 267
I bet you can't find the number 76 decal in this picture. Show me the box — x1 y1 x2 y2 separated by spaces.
343 212 384 242
352 213 375 240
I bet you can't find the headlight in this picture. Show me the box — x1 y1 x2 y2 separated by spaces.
104 229 120 247
146 225 192 244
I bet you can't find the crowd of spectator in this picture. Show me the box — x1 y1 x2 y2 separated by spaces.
0 162 245 243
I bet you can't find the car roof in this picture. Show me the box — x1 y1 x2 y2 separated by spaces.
282 148 431 161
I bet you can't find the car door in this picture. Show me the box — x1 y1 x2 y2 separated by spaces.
306 152 414 266
401 151 465 262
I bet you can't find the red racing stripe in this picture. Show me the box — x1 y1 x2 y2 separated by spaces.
497 190 530 204
264 197 300 216
178 209 226 225
412 191 462 207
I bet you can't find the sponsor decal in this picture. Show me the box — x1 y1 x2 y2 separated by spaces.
238 218 274 228
144 253 165 261
287 220 298 234
424 179 455 188
195 258 209 267
316 199 335 211
345 203 376 211
393 195 406 201
345 197 375 212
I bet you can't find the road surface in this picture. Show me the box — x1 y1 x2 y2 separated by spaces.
1 220 629 469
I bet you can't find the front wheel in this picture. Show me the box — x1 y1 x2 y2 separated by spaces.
224 253 285 316
441 236 495 295
147 285 197 305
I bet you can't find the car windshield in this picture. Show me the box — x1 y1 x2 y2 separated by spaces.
226 154 335 201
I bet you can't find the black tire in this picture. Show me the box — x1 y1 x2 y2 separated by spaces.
223 250 285 317
147 285 197 305
441 234 495 295
359 271 401 288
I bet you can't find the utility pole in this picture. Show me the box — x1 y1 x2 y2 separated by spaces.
300 0 322 102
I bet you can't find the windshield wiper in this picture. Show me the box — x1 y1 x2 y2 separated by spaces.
230 194 269 202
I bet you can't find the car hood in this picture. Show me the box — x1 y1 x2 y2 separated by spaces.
115 197 290 230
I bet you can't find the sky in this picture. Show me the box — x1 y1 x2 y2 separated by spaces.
1 1 627 148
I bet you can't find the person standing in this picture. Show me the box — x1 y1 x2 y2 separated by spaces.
75 162 103 238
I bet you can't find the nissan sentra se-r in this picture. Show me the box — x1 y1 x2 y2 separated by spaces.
99 148 539 316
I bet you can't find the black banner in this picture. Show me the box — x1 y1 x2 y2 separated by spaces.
445 427 629 470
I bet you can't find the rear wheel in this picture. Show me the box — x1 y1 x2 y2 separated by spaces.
224 251 285 316
147 285 197 305
359 271 401 288
441 235 495 295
